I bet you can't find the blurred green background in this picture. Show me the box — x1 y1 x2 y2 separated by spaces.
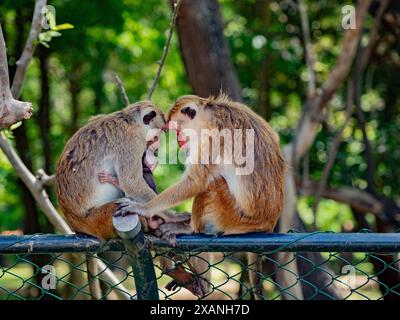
0 0 399 236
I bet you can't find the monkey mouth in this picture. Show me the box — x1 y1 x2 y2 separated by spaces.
144 148 159 172
177 130 189 149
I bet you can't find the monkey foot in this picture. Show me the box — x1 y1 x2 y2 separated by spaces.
165 279 180 291
160 230 177 247
165 277 210 298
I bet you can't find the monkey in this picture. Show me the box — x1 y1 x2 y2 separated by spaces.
55 101 206 297
113 94 287 299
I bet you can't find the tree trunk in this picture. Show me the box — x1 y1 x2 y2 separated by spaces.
174 0 343 300
9 9 56 299
174 0 243 101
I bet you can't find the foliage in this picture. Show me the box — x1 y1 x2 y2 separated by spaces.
0 0 399 234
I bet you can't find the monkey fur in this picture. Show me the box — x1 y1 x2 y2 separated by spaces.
55 101 205 296
115 94 286 298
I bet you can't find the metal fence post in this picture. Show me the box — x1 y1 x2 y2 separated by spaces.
113 214 159 300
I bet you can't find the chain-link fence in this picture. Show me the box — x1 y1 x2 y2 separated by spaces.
1 231 400 300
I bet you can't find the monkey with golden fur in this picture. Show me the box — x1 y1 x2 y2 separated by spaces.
55 101 208 297
116 94 286 236
110 94 286 298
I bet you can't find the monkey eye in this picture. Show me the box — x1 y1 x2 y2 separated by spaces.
181 106 196 119
143 111 157 125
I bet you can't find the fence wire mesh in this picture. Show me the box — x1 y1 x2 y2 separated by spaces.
1 232 400 300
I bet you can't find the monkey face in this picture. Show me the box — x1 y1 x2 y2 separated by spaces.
123 101 167 172
140 105 166 172
166 96 205 150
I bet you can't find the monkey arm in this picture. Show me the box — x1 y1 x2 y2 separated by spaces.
141 165 213 217
119 167 157 203
115 133 158 203
114 164 214 220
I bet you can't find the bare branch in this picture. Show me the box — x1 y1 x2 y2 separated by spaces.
360 0 390 71
0 26 12 102
355 0 389 195
298 0 316 97
0 26 33 130
0 1 131 299
147 0 182 100
0 133 130 299
300 179 383 216
11 0 47 98
312 81 354 221
115 74 130 106
0 133 71 232
35 168 55 187
298 0 315 200
290 0 372 162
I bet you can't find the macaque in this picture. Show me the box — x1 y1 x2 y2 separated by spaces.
113 94 286 298
55 101 205 296
115 95 286 236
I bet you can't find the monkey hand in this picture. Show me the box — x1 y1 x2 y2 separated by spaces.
114 198 148 218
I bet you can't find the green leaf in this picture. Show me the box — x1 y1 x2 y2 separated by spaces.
45 9 56 30
48 31 62 37
53 23 74 31
40 41 50 48
9 121 22 131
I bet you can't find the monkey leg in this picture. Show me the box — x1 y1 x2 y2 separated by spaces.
155 221 210 297
75 200 149 240
159 251 211 298
159 254 208 297
247 252 264 300
75 202 119 240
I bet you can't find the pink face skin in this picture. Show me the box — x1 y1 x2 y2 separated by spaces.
147 216 165 230
166 121 189 149
144 131 161 172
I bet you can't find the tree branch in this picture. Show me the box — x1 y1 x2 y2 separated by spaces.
289 0 372 162
11 0 47 98
147 0 182 100
0 1 131 299
354 0 389 196
298 0 316 97
115 74 130 106
0 25 33 130
312 81 354 222
278 2 371 299
300 179 383 216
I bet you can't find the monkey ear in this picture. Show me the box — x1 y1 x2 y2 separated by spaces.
143 110 157 125
181 106 197 120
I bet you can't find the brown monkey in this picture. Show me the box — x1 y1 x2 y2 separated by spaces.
116 94 286 235
115 94 286 297
55 101 206 296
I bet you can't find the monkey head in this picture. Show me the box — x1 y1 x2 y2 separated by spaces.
166 95 208 149
122 101 166 171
